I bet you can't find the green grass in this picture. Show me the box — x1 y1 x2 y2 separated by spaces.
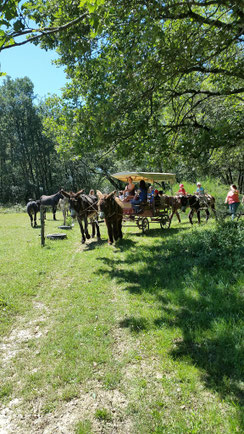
0 206 243 433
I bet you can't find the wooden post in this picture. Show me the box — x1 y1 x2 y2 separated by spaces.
40 206 45 247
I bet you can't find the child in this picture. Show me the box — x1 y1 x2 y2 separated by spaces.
178 184 186 195
119 190 124 201
196 182 204 195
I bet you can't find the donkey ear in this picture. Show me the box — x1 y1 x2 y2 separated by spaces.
75 189 84 198
96 190 103 199
61 190 70 199
108 190 116 198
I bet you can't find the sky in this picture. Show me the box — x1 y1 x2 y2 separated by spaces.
0 42 68 100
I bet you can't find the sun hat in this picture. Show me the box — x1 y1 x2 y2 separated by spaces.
179 184 184 187
197 182 201 186
154 189 159 194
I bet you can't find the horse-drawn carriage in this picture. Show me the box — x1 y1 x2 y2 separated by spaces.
111 171 176 233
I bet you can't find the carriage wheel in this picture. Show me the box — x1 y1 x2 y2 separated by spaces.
160 215 170 229
141 217 149 233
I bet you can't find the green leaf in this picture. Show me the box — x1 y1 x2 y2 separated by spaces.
13 19 24 32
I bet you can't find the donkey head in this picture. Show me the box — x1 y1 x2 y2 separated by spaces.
60 189 84 214
96 190 116 219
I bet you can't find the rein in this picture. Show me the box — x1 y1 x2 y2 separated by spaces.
74 199 99 217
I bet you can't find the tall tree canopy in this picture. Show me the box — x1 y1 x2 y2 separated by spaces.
1 1 243 186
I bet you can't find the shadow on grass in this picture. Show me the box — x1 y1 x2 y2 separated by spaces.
97 221 244 416
124 225 190 239
114 238 136 251
83 238 108 250
119 316 150 332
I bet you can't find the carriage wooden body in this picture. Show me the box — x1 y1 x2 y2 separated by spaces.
112 171 176 233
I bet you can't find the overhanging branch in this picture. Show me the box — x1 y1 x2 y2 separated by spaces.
0 13 88 51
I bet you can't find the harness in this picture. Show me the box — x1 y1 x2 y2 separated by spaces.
74 198 99 217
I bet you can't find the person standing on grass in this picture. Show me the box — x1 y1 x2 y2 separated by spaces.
225 184 240 220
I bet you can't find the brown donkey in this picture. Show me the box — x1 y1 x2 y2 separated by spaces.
97 191 123 244
61 189 100 243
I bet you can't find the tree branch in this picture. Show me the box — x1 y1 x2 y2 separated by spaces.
0 13 88 51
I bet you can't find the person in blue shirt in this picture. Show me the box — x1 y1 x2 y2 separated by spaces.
196 182 204 195
131 180 148 212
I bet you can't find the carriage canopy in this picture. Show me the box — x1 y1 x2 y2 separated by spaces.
111 171 176 185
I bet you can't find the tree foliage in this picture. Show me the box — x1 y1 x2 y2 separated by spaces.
1 1 243 190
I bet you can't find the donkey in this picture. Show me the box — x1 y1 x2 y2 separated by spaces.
40 191 64 220
61 189 100 244
26 199 41 227
160 195 182 227
179 194 216 224
97 190 123 245
58 197 70 225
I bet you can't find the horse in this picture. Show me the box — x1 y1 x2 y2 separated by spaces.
61 189 100 244
26 199 41 227
39 191 64 220
97 190 123 245
179 194 216 224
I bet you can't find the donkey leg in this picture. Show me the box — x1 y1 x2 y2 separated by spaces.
113 220 119 241
205 209 210 222
53 206 57 221
84 216 90 239
29 213 33 227
197 210 201 224
176 211 181 223
34 212 37 227
91 220 96 238
188 209 194 225
168 211 174 228
106 220 114 244
95 220 101 240
118 218 123 239
77 217 86 243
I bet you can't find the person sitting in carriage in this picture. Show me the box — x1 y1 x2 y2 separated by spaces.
148 186 154 202
153 189 161 208
130 180 148 213
123 176 136 201
119 190 125 201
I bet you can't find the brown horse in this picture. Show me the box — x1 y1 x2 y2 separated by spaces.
61 189 100 243
97 191 123 244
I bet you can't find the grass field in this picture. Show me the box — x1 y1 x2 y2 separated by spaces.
0 205 243 433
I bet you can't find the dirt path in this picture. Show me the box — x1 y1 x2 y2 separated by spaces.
0 240 167 434
0 246 141 433
0 291 134 433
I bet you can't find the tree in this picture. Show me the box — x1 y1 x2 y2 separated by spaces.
1 1 243 188
0 77 62 202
